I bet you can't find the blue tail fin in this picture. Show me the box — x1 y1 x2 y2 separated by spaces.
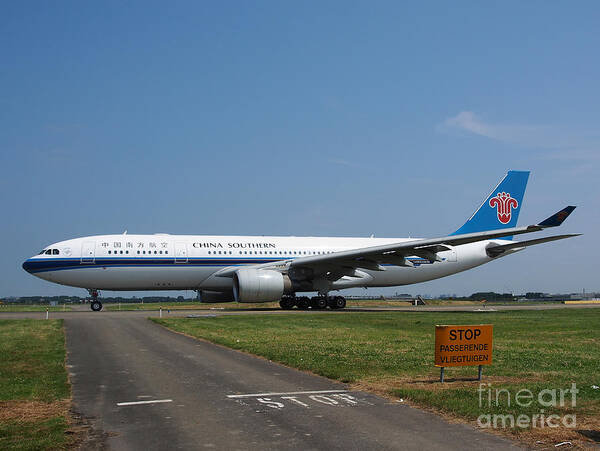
451 170 530 239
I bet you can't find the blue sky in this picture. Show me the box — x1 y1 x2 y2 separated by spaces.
2 1 599 298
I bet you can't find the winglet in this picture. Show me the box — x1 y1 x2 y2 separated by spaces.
538 206 576 227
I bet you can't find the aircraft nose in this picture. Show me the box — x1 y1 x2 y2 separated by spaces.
22 259 34 273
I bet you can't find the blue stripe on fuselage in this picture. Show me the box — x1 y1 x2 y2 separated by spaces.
22 257 286 273
23 256 436 274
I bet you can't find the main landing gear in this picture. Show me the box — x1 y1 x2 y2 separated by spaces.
88 289 102 312
279 295 346 310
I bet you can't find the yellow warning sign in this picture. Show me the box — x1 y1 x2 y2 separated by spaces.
435 324 493 367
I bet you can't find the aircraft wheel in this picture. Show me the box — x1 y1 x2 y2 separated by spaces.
91 301 103 312
311 296 327 309
330 296 346 309
279 297 295 310
297 297 310 310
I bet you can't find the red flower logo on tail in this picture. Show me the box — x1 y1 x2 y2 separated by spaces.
489 192 518 224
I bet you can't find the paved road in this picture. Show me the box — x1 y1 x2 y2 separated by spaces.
42 315 521 450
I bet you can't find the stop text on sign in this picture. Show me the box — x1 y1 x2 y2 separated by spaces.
435 324 493 367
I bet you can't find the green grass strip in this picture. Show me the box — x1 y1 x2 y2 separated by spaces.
0 320 71 450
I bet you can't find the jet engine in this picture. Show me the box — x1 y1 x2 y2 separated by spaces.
233 269 291 302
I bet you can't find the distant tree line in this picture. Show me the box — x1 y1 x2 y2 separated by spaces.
468 292 515 302
3 295 190 304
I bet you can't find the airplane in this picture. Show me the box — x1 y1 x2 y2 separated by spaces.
22 171 579 312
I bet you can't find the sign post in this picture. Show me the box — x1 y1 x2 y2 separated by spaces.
435 325 493 382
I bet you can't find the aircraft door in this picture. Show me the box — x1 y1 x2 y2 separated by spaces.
81 241 95 264
175 242 188 263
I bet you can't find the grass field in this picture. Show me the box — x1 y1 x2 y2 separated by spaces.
0 320 71 450
154 308 600 446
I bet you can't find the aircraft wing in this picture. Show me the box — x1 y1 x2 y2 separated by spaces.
215 206 577 279
286 206 577 275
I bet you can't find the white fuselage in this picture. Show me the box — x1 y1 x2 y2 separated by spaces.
23 234 513 297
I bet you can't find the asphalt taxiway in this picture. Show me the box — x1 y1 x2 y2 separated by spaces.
2 301 598 321
64 314 520 450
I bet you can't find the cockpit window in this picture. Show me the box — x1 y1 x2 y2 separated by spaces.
39 250 46 254
45 249 52 255
52 249 59 255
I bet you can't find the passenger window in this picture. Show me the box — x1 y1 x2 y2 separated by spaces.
126 250 129 254
120 250 123 254
137 250 140 254
159 250 162 254
165 251 168 254
108 250 111 254
154 250 157 254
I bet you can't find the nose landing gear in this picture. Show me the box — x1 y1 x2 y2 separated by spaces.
88 289 103 312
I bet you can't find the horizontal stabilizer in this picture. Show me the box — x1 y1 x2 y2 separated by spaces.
486 234 581 257
538 206 577 227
